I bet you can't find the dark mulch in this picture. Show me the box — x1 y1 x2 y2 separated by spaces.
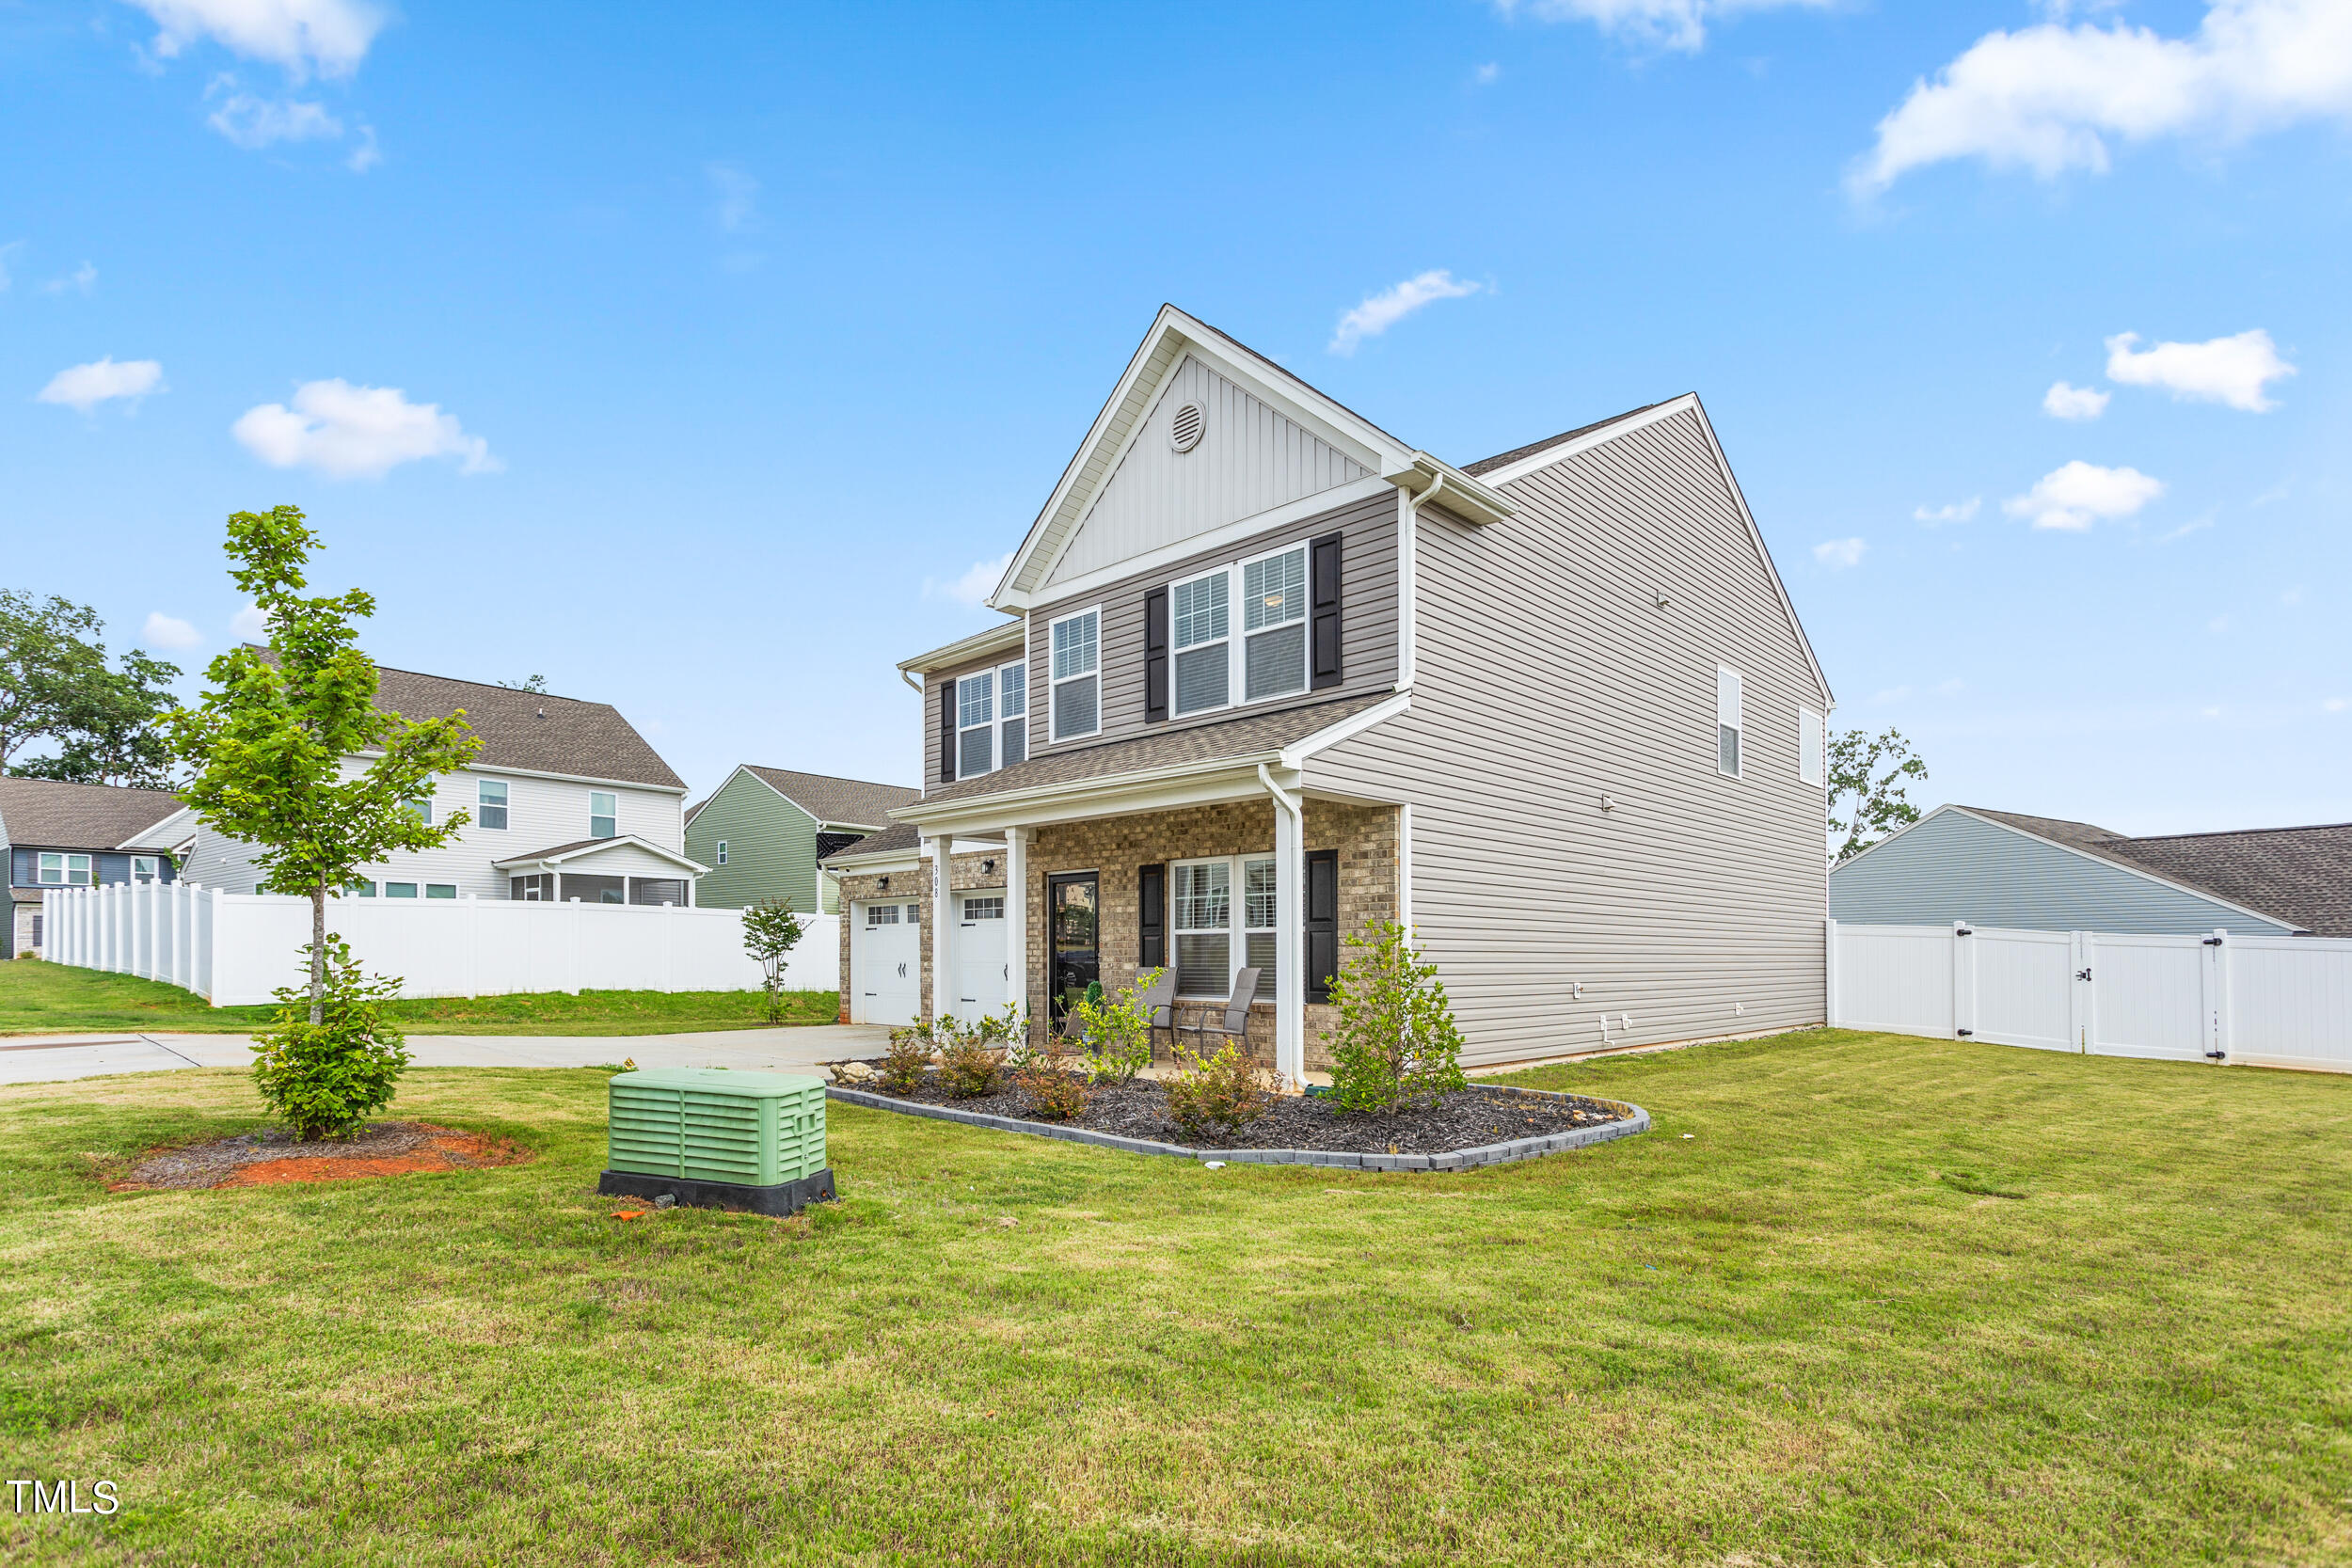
118 1122 528 1191
839 1068 1629 1153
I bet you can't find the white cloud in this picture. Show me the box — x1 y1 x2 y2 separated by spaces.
1812 536 1867 568
230 603 269 641
708 163 759 233
2324 697 2347 713
345 123 379 171
1851 0 2352 194
37 357 166 412
2003 459 2164 531
40 261 98 296
1913 497 1980 526
1329 270 1483 356
2281 586 2303 605
130 0 387 80
231 379 499 479
1473 61 1502 85
2105 328 2295 411
2157 515 2215 542
2042 380 2110 420
0 240 24 292
923 552 1013 607
2207 617 2231 634
205 77 342 148
1493 0 1832 54
141 612 203 651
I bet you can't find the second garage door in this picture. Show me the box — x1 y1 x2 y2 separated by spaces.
947 893 1009 1020
850 900 923 1025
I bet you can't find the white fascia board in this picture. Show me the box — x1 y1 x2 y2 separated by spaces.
355 753 691 797
895 754 1282 836
1461 397 1697 488
897 619 1025 676
492 834 708 875
1944 807 2301 931
1000 476 1392 610
825 850 924 874
1279 690 1412 769
117 806 197 852
1387 453 1515 528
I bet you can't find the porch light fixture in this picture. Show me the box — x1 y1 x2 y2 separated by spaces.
879 876 891 891
981 858 996 874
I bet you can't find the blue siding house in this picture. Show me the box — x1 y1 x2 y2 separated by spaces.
1830 805 2347 937
0 777 187 958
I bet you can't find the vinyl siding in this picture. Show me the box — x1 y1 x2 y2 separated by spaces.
683 768 828 911
1830 808 2296 934
1309 406 1831 1066
1046 353 1371 585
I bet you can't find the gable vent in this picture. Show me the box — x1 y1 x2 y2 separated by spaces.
1168 401 1205 454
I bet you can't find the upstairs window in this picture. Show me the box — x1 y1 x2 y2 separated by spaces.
715 840 729 866
1241 546 1308 702
1171 570 1230 716
38 853 92 886
1050 609 1100 739
409 795 434 826
131 856 161 883
959 669 996 777
477 778 509 830
1716 665 1743 778
1799 706 1825 787
590 791 617 839
997 660 1026 767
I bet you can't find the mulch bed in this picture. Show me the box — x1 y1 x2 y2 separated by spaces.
115 1122 532 1192
838 1068 1629 1153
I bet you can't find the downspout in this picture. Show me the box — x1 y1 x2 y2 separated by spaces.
1259 762 1306 1089
900 668 923 694
1256 761 1299 821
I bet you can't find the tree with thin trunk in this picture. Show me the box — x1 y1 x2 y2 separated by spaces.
165 507 480 1022
1827 725 1929 864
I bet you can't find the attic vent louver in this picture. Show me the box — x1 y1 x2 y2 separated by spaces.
1168 401 1205 454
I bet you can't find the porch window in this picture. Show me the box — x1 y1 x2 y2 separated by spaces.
1171 859 1231 996
590 791 617 839
959 670 995 777
1241 546 1308 702
1170 569 1230 716
510 874 551 901
426 884 458 899
628 878 686 907
1716 665 1743 778
563 873 626 904
478 778 509 830
1242 855 1278 999
1050 609 1100 739
386 882 419 898
997 660 1026 766
346 879 377 897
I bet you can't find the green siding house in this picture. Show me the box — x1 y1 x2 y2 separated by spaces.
684 767 919 913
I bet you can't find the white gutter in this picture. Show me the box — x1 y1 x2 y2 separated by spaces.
1256 762 1299 820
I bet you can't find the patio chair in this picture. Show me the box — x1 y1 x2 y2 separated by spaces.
1175 967 1260 1059
1135 968 1179 1062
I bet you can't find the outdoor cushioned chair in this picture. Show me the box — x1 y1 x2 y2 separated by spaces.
1175 967 1260 1058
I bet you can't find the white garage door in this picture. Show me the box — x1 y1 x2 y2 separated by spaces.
850 900 923 1026
948 893 1009 1020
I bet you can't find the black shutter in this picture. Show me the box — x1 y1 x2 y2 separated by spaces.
1305 848 1339 1003
938 677 956 783
1143 588 1169 722
1137 863 1166 970
1310 531 1343 689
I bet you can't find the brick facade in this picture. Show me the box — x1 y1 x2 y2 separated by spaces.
830 851 1005 1025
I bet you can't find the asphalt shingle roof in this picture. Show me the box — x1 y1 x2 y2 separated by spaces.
365 666 685 790
1458 403 1667 477
0 777 183 851
739 767 920 829
1964 805 2352 936
820 822 921 863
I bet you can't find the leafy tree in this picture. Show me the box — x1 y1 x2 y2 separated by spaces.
1323 921 1468 1113
251 936 412 1140
1828 726 1929 863
498 673 548 692
740 898 806 1023
164 506 480 1022
0 590 180 781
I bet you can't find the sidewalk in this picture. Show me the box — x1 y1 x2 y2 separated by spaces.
0 1024 893 1086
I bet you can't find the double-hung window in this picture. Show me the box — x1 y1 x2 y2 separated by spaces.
408 795 434 826
1170 569 1230 716
715 840 729 866
1171 854 1279 1000
997 660 1026 766
590 791 617 839
477 779 509 830
131 856 161 883
958 670 996 777
1241 546 1308 701
1050 610 1100 739
1716 665 1743 778
1798 705 1824 787
37 853 91 886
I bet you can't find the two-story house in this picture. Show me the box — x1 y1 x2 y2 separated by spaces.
1 777 187 958
823 306 1834 1079
686 767 920 914
170 665 706 906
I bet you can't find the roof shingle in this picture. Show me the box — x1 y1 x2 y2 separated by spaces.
1964 805 2352 936
365 665 685 790
0 777 183 850
739 767 920 829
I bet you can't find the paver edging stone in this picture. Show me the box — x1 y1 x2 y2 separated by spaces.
824 1082 1650 1170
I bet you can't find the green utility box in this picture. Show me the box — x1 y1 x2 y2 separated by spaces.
597 1068 834 1215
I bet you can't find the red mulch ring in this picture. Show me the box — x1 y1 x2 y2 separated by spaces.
113 1122 532 1192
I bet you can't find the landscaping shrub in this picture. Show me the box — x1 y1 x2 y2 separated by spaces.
935 1015 1006 1099
1068 970 1156 1085
1165 1037 1280 1139
1322 920 1467 1114
1017 1046 1089 1121
740 899 806 1024
249 937 411 1140
879 1026 933 1093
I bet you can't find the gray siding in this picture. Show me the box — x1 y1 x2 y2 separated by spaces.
1830 808 2296 935
1309 406 1832 1066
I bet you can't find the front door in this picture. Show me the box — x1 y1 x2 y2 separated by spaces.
1048 872 1099 1029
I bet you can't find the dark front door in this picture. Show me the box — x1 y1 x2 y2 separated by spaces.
1048 872 1100 1029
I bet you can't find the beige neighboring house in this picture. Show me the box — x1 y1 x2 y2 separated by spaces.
822 304 1835 1077
1 777 187 958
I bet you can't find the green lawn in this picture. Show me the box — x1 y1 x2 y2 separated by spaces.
1 1030 2345 1565
0 957 837 1037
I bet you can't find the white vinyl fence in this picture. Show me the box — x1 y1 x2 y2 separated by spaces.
41 881 839 1006
1828 918 2352 1074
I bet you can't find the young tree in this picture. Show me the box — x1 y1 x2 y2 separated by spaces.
165 506 481 1022
741 898 806 1024
1828 726 1929 863
9 647 183 788
1323 921 1468 1113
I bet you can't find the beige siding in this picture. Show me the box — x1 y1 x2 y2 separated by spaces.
1309 407 1830 1066
1045 354 1371 586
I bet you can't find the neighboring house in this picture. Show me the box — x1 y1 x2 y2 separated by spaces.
1831 804 2350 937
168 665 705 906
684 766 919 913
820 304 1836 1075
0 777 185 958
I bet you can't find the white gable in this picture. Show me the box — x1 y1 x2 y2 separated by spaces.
1042 355 1371 588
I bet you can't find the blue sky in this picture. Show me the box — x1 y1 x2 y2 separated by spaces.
4 0 2345 832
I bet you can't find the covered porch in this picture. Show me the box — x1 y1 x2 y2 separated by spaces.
492 835 707 907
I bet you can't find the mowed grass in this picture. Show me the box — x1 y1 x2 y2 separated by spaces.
0 958 836 1037
1 1031 2347 1566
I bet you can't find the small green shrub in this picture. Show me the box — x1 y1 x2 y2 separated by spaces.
1069 970 1156 1085
1018 1046 1089 1122
740 900 807 1024
1322 921 1467 1114
1165 1038 1281 1140
935 1015 1006 1099
249 937 411 1140
879 1026 933 1093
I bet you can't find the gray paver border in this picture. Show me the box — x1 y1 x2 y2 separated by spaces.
824 1082 1650 1170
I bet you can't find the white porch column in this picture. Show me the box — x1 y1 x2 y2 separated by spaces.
1270 778 1306 1089
1004 826 1030 1022
926 833 954 1024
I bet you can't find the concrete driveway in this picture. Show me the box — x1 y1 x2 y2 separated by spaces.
0 1024 893 1086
